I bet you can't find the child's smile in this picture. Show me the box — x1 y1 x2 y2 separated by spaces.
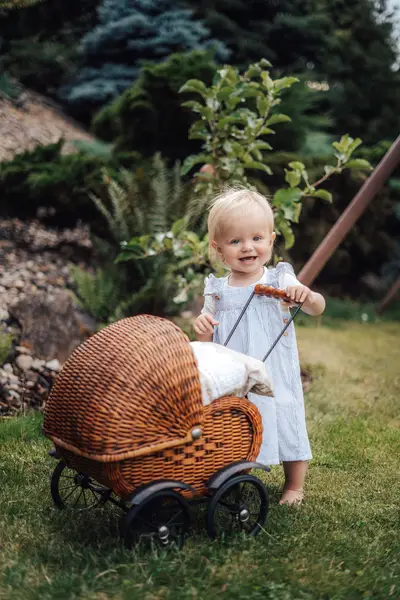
239 256 257 262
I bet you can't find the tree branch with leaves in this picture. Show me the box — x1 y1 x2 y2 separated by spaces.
117 59 373 308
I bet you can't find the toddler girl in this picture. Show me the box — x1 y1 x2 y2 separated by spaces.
193 187 326 505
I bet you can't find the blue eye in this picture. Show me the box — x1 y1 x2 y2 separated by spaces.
253 236 262 241
230 239 239 245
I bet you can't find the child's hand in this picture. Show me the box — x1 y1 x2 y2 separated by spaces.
285 284 313 306
194 313 219 338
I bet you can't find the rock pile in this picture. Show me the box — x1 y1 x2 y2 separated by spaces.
1 218 96 415
0 349 59 415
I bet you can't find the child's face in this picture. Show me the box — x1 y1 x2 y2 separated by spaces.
213 209 276 275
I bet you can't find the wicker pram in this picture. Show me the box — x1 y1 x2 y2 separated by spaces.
43 315 269 547
43 286 299 548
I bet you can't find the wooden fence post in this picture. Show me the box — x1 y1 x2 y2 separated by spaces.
377 277 400 314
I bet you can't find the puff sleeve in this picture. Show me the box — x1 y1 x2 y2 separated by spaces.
275 262 302 290
201 274 217 315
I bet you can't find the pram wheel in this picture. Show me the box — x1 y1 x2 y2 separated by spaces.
50 460 112 510
121 490 191 551
207 474 269 539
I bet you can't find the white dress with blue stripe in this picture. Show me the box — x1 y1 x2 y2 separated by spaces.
202 262 312 465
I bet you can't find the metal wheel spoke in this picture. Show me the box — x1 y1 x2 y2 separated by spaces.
165 510 185 527
89 488 103 504
219 500 239 513
207 475 269 539
135 514 159 532
62 487 81 503
123 491 190 550
51 462 113 512
58 484 79 492
73 489 84 508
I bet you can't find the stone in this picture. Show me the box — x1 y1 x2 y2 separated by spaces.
0 308 9 321
8 383 21 392
10 290 82 362
3 363 13 373
16 345 32 355
31 358 45 371
8 373 19 384
13 280 25 290
16 354 33 371
45 359 61 372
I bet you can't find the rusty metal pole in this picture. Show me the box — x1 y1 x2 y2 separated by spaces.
298 135 400 287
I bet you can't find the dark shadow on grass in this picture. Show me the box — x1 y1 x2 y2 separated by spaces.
37 481 286 557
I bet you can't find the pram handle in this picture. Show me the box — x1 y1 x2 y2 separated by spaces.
254 284 290 302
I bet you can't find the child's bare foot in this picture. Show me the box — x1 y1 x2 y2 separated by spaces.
279 487 304 506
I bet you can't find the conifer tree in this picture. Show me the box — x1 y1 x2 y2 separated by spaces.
185 0 400 144
62 0 229 118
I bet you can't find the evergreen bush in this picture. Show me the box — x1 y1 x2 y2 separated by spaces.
0 141 141 231
61 0 229 119
92 50 218 161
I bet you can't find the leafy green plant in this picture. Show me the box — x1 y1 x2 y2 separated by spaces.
117 60 373 308
71 139 113 158
92 49 218 162
70 265 126 323
88 153 195 315
0 140 140 231
118 218 216 305
89 153 187 245
179 59 372 246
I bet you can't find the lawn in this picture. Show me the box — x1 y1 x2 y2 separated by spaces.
0 322 399 600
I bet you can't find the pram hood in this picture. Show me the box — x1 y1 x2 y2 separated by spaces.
42 315 204 462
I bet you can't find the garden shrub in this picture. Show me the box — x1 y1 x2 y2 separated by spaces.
92 50 218 162
0 140 141 233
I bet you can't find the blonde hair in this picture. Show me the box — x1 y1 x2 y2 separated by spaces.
207 186 275 265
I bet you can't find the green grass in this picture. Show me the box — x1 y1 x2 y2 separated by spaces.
1 322 399 600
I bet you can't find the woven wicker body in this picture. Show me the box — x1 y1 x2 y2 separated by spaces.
43 315 262 499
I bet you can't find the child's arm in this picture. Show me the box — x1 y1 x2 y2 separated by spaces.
193 292 219 342
285 284 326 317
193 313 219 342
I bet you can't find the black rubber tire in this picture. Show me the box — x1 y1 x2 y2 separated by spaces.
207 474 269 539
50 460 111 510
122 489 191 551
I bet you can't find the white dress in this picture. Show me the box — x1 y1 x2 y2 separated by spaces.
202 262 312 465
